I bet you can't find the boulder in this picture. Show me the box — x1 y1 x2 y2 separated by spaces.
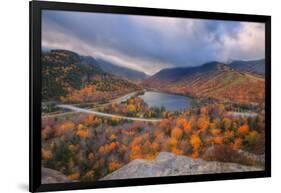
101 152 262 180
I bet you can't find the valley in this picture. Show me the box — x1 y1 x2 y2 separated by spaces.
41 49 265 182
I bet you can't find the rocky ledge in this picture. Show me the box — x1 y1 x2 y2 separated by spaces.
42 167 72 184
101 152 262 180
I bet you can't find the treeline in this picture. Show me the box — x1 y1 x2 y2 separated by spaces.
100 97 166 118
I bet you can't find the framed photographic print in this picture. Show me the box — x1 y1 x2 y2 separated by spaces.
30 1 271 192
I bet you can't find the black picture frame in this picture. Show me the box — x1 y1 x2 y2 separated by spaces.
30 1 271 192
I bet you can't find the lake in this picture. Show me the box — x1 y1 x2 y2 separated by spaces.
139 91 193 111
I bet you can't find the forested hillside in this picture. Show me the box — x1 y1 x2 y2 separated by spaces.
144 62 265 104
42 50 140 103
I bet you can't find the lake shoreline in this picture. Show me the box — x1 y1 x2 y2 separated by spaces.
137 90 193 112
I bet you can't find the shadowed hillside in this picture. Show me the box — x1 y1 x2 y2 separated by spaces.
229 59 265 75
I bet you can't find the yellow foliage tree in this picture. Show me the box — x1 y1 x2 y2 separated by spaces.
67 172 80 180
222 118 232 130
77 124 84 130
127 104 136 112
245 131 259 145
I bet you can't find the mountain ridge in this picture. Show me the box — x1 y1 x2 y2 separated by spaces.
143 61 265 103
149 61 232 82
95 58 148 81
43 49 148 81
42 49 139 102
229 59 265 75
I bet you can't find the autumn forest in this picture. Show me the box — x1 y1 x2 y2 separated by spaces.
41 9 266 183
41 49 266 182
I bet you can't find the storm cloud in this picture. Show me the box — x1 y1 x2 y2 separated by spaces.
42 10 265 75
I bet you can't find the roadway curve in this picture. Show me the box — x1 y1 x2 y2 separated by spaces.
57 104 162 122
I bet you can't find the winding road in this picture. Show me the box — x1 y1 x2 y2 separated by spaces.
43 91 141 119
57 104 162 122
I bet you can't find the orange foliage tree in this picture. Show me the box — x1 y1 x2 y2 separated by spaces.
213 136 223 144
56 120 75 137
183 120 192 133
198 116 209 131
76 124 90 138
171 127 183 140
130 144 142 160
108 161 122 172
237 124 249 135
42 147 52 160
190 134 201 158
231 137 243 150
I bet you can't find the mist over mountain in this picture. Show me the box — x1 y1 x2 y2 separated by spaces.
95 58 148 81
42 11 265 75
80 55 148 81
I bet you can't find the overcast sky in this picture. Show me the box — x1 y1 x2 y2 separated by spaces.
42 10 265 75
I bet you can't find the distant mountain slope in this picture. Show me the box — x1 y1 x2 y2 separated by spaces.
229 59 265 75
96 58 148 81
81 56 148 81
42 49 139 102
147 61 230 83
144 62 265 103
